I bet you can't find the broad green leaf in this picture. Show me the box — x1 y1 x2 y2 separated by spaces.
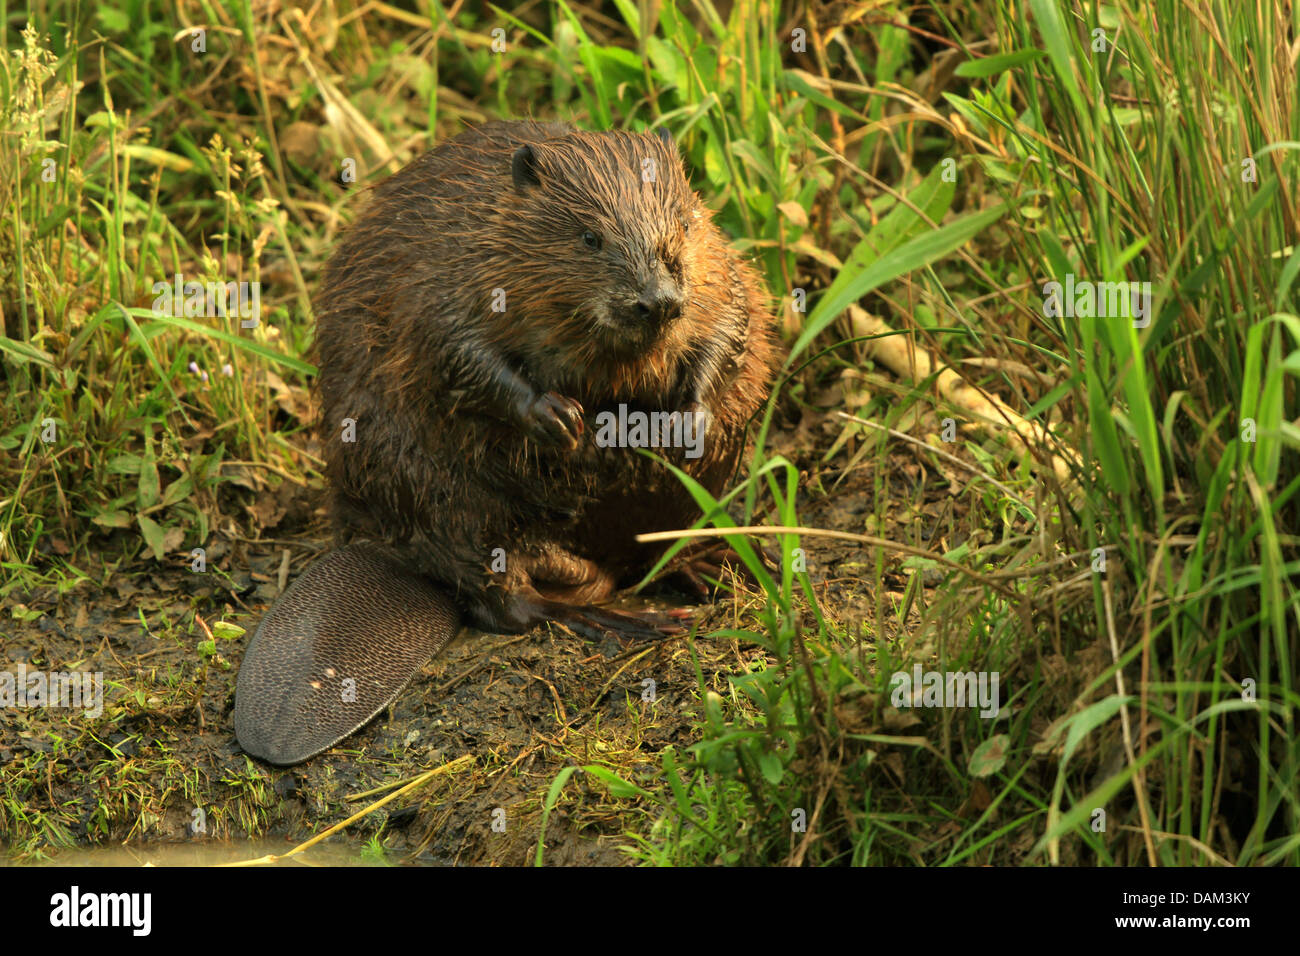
583 764 650 799
92 510 131 529
758 751 784 785
969 733 1011 777
1061 696 1132 766
790 199 1012 360
954 48 1047 78
138 441 160 510
161 475 194 507
211 621 245 640
137 514 166 561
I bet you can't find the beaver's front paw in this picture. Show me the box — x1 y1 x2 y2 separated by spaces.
520 392 585 450
665 400 712 460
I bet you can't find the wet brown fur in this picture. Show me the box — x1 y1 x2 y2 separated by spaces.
315 121 778 632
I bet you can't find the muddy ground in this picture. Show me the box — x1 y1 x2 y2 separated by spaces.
2 401 954 865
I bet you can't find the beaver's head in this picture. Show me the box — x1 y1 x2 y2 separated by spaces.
504 128 704 363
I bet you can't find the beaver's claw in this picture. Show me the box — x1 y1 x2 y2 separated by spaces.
551 604 690 642
522 392 585 450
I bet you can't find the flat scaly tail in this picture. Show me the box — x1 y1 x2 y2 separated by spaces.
233 542 460 765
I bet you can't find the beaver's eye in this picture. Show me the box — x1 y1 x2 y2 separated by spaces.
679 212 692 233
582 230 603 250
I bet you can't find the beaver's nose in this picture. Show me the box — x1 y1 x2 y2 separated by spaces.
635 277 684 326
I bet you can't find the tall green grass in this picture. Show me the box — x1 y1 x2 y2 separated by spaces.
544 0 1299 866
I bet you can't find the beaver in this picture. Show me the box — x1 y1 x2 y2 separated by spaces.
233 121 778 765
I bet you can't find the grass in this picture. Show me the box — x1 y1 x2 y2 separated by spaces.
1 0 1296 865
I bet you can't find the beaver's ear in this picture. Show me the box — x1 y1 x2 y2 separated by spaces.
654 127 675 151
512 144 542 192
